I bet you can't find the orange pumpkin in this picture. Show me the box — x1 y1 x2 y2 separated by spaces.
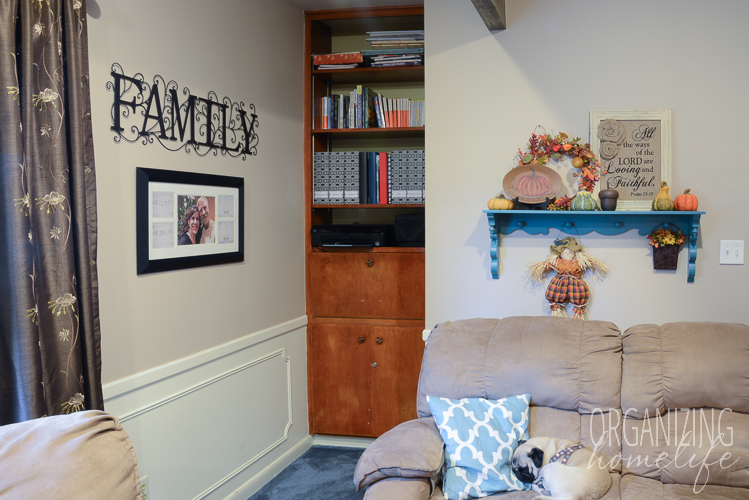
674 188 699 211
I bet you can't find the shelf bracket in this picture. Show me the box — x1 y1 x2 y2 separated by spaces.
484 210 705 282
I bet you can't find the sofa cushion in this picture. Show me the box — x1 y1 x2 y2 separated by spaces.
621 322 749 490
428 473 621 500
417 317 622 419
621 473 749 499
427 394 531 499
363 477 433 500
354 417 444 491
621 322 749 415
0 410 139 500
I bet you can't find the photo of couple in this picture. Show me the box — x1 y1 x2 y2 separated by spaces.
177 195 216 245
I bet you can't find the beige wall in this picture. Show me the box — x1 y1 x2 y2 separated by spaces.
425 0 748 330
87 1 308 498
88 0 306 384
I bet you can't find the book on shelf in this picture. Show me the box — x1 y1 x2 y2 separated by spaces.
314 89 424 130
313 51 364 67
358 151 368 204
313 150 424 205
368 151 378 204
379 152 389 205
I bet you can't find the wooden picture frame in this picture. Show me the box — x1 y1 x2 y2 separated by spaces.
136 167 244 275
590 109 672 211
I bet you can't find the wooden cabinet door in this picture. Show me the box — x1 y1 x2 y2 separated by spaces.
308 321 372 436
309 252 425 320
369 325 425 436
308 321 425 437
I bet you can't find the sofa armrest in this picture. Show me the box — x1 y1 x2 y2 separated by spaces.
354 417 444 492
0 411 140 500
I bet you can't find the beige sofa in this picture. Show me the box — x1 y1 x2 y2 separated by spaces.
0 410 140 500
353 316 749 499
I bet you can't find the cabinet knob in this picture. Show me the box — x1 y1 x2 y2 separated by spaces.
375 337 383 344
366 259 374 267
358 336 365 343
372 362 377 368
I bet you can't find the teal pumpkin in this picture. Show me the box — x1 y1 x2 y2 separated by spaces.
570 189 598 211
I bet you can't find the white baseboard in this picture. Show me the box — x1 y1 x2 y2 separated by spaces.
312 435 375 449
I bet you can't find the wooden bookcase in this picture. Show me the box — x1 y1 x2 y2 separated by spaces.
304 6 426 438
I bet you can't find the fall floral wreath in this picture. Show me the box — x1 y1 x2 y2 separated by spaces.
515 130 603 204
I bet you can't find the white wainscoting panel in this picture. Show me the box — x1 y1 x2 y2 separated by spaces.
103 317 310 500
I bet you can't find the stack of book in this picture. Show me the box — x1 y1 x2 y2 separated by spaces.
312 51 364 70
364 30 424 67
364 48 423 67
365 30 424 50
313 150 424 205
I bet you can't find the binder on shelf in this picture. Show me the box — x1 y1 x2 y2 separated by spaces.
358 152 368 204
313 152 329 205
388 150 425 204
313 151 360 205
343 151 359 204
368 151 378 204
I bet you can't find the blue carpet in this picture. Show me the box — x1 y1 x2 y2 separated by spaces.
249 446 366 500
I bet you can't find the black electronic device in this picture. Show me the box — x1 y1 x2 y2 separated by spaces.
393 213 425 247
311 224 396 247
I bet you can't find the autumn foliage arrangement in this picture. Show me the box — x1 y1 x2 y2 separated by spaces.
647 228 685 248
516 130 603 193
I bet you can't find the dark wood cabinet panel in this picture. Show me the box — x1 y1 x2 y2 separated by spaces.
308 322 372 436
368 324 425 436
309 252 425 320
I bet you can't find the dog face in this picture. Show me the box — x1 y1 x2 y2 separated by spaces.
511 440 545 484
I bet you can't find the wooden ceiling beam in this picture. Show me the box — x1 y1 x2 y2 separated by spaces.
470 0 506 31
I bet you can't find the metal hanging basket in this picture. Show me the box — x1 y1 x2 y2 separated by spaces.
653 244 680 270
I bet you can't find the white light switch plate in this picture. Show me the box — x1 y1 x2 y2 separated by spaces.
720 240 744 265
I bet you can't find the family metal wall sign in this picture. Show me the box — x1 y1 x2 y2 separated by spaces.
108 63 259 160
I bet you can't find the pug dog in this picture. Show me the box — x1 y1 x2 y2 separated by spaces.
511 437 610 500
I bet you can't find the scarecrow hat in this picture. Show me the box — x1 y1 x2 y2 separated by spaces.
551 236 583 254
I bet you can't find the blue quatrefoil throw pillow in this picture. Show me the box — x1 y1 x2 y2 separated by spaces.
427 394 531 500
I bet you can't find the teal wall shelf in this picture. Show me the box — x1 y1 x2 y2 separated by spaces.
483 210 705 282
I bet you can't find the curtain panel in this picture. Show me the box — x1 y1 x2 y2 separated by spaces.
0 0 101 424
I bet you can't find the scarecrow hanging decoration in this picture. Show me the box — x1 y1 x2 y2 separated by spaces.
528 237 608 319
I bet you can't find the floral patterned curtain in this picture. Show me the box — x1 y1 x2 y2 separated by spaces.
0 0 102 424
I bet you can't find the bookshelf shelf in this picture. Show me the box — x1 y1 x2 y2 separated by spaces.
312 65 425 85
483 210 705 283
312 203 425 209
311 126 424 139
